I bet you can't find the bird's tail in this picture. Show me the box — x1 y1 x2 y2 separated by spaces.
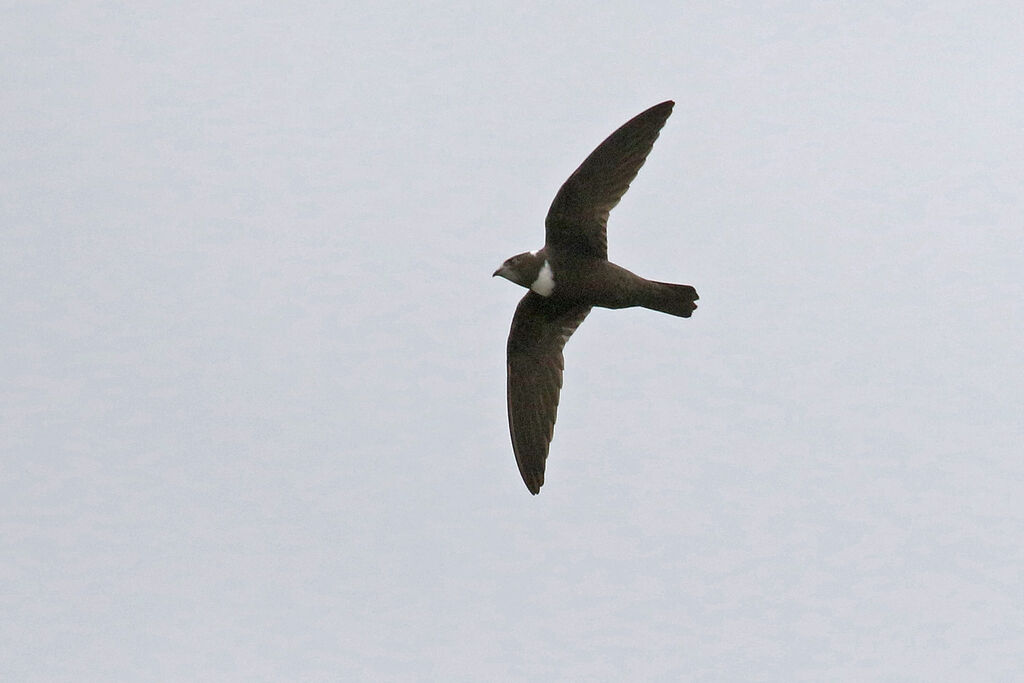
642 281 699 318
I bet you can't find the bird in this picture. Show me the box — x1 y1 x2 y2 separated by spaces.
493 100 698 495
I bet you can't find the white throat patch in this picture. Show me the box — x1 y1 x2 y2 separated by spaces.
530 260 555 296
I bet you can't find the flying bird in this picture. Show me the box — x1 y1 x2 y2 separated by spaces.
493 100 698 495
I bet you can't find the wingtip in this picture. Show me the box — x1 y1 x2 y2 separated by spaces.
522 471 544 495
641 100 675 122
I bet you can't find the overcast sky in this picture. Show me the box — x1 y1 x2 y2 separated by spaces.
3 2 1023 680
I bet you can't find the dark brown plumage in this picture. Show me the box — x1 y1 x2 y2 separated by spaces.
494 101 698 494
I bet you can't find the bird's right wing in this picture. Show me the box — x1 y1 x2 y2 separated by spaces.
544 100 674 261
505 292 591 494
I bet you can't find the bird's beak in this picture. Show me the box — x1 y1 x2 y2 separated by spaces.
492 266 506 278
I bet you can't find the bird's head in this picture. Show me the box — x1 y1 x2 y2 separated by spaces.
492 250 547 289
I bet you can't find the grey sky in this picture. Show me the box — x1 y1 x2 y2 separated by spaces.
3 2 1023 679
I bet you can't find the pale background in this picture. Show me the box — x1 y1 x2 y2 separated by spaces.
3 2 1023 680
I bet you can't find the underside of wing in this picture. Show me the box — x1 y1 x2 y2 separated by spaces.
545 101 674 260
505 293 591 494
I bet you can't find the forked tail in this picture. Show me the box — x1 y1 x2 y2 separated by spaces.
642 281 699 318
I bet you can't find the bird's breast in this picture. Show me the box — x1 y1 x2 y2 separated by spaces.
529 260 555 296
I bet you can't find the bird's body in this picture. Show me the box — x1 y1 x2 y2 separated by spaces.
494 101 698 494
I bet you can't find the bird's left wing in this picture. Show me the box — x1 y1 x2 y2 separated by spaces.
505 292 591 494
544 100 674 260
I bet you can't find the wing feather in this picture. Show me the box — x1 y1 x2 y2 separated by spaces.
506 293 591 494
544 101 674 260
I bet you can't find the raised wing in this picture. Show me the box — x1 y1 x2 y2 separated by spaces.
505 292 591 494
544 100 674 260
